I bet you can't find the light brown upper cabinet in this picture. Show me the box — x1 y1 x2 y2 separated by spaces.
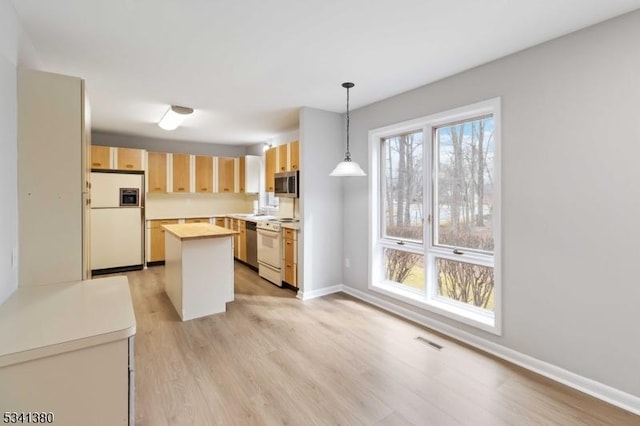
91 145 111 169
289 140 299 171
116 148 144 171
277 144 288 172
195 156 213 193
217 157 235 193
147 152 167 193
172 153 190 193
239 157 246 193
265 147 277 192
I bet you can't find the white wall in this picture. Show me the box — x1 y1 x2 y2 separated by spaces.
299 107 344 295
0 0 21 303
344 10 640 399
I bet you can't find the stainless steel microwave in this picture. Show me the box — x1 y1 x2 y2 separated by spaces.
274 171 299 198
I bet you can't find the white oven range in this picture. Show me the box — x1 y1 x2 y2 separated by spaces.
256 221 282 286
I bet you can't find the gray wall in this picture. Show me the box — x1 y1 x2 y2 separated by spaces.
92 131 249 157
0 0 20 304
299 107 344 294
344 10 640 397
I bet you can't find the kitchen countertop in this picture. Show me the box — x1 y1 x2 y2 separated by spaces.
280 222 300 231
0 276 136 368
162 223 238 240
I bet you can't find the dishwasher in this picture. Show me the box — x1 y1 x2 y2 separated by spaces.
245 221 258 270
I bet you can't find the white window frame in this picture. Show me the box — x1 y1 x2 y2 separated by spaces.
368 98 502 335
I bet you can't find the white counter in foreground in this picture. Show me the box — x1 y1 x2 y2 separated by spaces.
0 276 136 425
163 223 238 321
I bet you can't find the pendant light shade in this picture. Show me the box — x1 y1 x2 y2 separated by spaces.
330 82 366 177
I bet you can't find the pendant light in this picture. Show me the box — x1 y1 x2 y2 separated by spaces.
330 82 366 177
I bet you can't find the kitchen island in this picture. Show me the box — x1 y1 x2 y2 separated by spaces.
162 223 238 321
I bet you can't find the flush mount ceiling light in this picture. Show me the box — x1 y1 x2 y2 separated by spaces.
158 105 194 131
330 82 366 177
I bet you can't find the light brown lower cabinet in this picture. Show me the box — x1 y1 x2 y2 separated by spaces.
282 228 297 287
238 220 247 262
185 218 209 224
149 219 179 262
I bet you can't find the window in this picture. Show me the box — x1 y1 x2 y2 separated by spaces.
369 98 501 334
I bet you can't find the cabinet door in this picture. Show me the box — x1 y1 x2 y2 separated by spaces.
172 153 190 193
290 140 299 171
149 220 179 262
239 157 246 193
195 156 213 193
147 152 167 193
91 145 111 169
238 220 246 261
265 147 277 192
217 157 235 193
283 237 297 286
277 144 288 172
117 148 144 171
231 219 239 258
214 218 226 227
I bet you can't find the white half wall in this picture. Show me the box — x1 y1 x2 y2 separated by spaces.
343 10 640 400
299 107 344 294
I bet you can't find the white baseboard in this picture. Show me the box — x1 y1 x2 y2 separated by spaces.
340 285 640 416
297 284 343 301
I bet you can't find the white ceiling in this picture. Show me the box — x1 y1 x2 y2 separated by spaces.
11 0 640 145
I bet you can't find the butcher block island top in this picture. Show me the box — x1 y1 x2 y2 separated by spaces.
162 223 238 240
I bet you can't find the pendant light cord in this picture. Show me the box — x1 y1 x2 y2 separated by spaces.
345 85 351 161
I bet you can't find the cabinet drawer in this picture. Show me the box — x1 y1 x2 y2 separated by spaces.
149 219 179 229
284 262 297 287
283 228 297 240
284 238 296 263
185 218 210 224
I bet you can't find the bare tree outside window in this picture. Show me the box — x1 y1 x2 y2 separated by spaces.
382 132 424 289
435 116 495 310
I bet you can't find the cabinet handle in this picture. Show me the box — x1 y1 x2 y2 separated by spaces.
177 187 185 191
453 249 464 255
126 164 134 168
154 187 162 191
281 167 285 171
92 162 101 166
223 188 229 192
201 187 208 191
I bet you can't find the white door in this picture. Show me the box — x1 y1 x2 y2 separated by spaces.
91 208 142 270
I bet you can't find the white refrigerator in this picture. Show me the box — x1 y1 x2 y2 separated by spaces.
90 172 144 273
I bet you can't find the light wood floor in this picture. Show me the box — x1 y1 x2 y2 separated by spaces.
123 264 638 426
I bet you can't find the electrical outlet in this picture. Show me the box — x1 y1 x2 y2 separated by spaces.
345 258 350 268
